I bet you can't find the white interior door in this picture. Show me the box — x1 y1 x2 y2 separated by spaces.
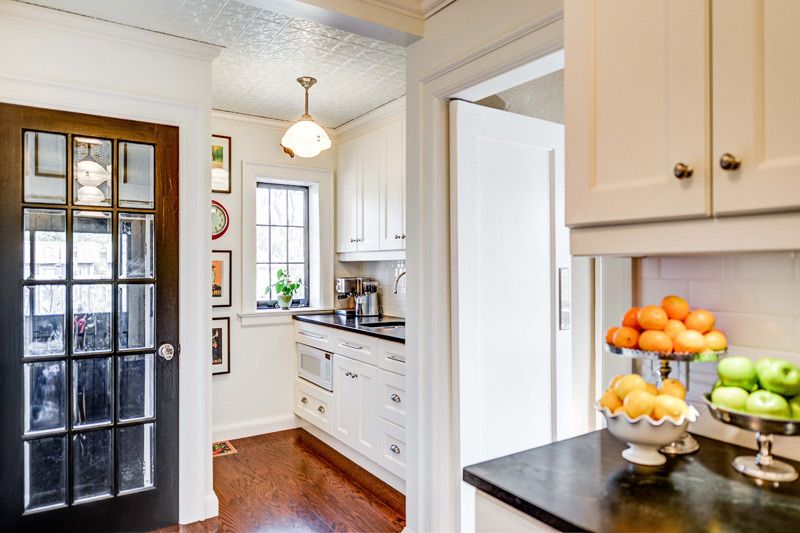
450 100 564 531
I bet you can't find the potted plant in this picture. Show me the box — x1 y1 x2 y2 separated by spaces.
269 268 303 310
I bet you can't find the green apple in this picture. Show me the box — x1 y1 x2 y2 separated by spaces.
756 358 800 397
745 390 791 419
697 350 718 363
755 357 778 375
789 396 800 420
711 386 750 411
717 357 758 390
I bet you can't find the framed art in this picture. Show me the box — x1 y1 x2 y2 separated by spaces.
211 317 230 375
211 134 231 193
211 250 232 307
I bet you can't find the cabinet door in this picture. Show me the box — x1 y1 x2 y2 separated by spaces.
332 356 356 444
358 136 382 251
351 359 379 459
712 0 800 215
337 140 359 252
565 0 710 227
380 119 406 250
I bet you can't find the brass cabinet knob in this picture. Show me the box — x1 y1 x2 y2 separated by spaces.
301 397 308 404
719 153 741 170
673 162 694 179
317 405 325 414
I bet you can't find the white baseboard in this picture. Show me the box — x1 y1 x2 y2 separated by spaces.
203 490 219 521
212 414 297 442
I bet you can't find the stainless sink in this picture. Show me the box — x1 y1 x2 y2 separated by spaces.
360 321 405 330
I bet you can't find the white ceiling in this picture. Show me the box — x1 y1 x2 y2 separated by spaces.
20 0 407 128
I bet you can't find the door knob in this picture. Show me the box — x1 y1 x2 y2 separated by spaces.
158 343 175 361
719 153 741 170
673 162 694 179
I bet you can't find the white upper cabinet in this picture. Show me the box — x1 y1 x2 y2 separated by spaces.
712 0 800 216
336 109 406 257
565 0 710 227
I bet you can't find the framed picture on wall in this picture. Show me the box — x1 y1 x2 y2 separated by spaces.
211 250 232 307
211 317 230 375
211 134 231 193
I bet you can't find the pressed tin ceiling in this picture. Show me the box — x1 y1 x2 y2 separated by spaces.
20 0 407 128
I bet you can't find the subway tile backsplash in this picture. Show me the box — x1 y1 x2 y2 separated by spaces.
334 259 406 318
634 252 800 459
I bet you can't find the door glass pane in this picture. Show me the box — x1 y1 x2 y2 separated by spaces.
73 211 112 280
23 284 65 357
72 357 113 428
24 436 67 512
24 360 66 435
72 284 113 354
24 131 67 204
118 423 155 494
118 353 155 422
118 284 155 351
72 429 113 503
24 209 66 280
119 213 154 279
119 142 154 208
73 137 112 207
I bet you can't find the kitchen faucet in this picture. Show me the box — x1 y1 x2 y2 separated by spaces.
393 270 406 294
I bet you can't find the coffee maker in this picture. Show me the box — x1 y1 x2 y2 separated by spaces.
335 277 381 317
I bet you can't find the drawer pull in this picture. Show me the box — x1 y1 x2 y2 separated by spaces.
390 393 401 403
301 397 308 405
341 342 363 350
351 373 359 379
387 354 405 363
317 405 326 414
299 331 325 340
345 371 352 377
390 444 401 455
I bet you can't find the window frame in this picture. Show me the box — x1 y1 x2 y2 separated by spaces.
255 182 311 310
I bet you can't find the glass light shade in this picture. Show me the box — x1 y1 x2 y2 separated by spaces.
76 185 105 204
76 159 107 175
281 119 331 158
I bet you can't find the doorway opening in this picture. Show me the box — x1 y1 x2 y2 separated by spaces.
448 50 594 530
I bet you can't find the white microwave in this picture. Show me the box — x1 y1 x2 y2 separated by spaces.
297 343 333 392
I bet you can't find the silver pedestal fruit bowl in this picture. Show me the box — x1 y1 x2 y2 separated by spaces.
597 403 699 466
703 394 799 483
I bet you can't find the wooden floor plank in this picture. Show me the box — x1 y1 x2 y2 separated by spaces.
155 429 405 533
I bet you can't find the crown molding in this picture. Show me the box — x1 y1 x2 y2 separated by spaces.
334 95 405 137
420 0 456 18
1 1 221 61
212 109 338 138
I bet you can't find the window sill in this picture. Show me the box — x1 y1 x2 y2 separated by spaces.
237 307 332 327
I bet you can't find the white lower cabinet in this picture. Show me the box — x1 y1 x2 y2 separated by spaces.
294 327 407 480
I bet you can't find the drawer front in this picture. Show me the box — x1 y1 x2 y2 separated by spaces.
378 369 406 428
378 340 405 375
294 322 332 351
295 378 333 433
377 418 406 479
333 330 378 366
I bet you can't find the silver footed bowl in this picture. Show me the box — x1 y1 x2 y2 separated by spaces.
605 343 726 362
703 394 800 436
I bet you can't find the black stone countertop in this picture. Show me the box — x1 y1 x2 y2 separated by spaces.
293 313 405 343
464 429 800 532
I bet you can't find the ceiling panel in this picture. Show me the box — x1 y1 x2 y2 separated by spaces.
19 0 407 127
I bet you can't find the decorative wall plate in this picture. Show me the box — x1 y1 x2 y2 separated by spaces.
211 200 229 240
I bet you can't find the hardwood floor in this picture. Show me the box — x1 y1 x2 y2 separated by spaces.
157 429 405 532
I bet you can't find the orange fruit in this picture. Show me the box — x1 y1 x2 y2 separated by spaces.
599 388 623 412
623 389 656 418
663 319 687 340
637 306 668 330
638 330 673 354
645 382 659 396
613 326 640 349
652 394 688 421
659 378 687 400
614 374 647 400
661 295 690 321
705 329 728 351
622 307 641 330
673 330 708 353
605 327 619 344
685 309 716 333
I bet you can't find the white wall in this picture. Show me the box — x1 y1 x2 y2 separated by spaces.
209 111 337 441
634 253 800 460
0 0 219 524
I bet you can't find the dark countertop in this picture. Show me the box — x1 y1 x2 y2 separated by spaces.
293 313 405 343
463 429 800 532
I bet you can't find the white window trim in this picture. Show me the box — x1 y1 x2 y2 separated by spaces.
240 161 334 320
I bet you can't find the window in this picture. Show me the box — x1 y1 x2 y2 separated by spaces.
255 183 310 309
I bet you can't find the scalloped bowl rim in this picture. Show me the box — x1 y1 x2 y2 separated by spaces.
596 402 699 426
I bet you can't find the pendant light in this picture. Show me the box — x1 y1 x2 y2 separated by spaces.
281 76 331 158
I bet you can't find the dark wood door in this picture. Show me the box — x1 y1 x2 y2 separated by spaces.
0 103 179 531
